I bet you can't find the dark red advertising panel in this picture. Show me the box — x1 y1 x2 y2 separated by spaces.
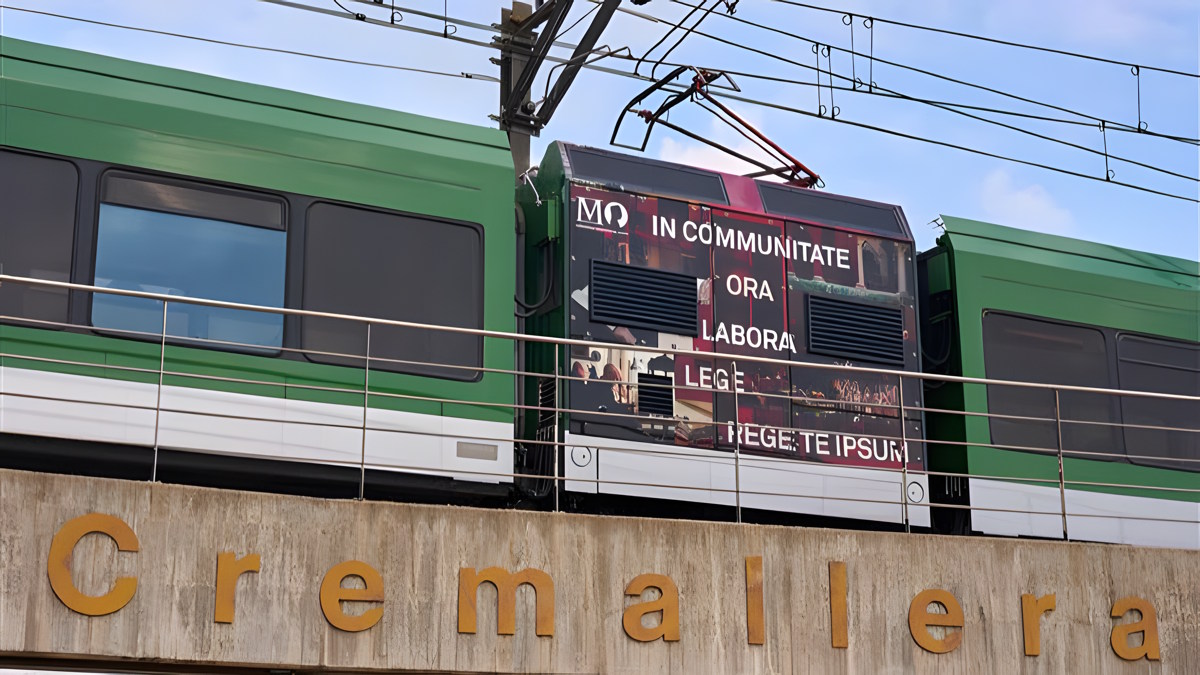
566 184 921 470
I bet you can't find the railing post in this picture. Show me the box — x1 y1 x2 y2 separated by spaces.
898 375 910 533
1054 389 1068 540
732 361 742 524
151 299 168 482
359 323 371 501
553 344 560 513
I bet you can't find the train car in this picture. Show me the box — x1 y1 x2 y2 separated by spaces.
8 39 1193 543
919 216 1200 548
519 143 929 526
0 38 517 494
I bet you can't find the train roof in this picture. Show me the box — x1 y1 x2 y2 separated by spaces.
0 37 508 149
933 215 1198 341
0 38 513 202
539 141 914 242
938 215 1199 282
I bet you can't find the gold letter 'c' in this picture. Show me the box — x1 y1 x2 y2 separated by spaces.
47 513 140 616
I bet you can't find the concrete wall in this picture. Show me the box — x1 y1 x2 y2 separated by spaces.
0 468 1196 674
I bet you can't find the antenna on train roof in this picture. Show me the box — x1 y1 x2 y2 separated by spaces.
610 65 822 188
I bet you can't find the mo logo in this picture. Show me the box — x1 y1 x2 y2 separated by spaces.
577 197 629 229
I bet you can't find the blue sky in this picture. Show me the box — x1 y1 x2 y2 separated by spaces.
2 0 1197 259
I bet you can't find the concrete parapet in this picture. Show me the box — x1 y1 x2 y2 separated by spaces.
0 469 1195 673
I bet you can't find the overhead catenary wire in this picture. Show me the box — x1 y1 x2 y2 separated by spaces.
771 0 1200 79
625 2 1200 183
557 3 600 40
266 0 1200 202
662 81 1200 203
8 0 1193 160
11 0 1193 203
667 0 1200 146
364 0 1200 160
646 64 1198 145
266 0 499 48
544 1 1196 146
605 1 1199 145
330 0 365 21
635 0 724 78
0 4 498 82
390 0 1200 201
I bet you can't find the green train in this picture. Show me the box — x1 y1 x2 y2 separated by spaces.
0 38 517 497
920 218 1198 547
0 38 1195 545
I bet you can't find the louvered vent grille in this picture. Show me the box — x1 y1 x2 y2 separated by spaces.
537 375 557 435
807 295 906 366
590 261 698 336
637 373 674 417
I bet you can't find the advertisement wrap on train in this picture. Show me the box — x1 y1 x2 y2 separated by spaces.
564 179 922 472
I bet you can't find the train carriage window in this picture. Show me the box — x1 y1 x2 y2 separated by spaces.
1117 336 1199 471
301 203 483 380
982 313 1122 457
0 150 78 324
91 173 286 349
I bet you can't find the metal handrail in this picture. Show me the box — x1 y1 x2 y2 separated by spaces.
4 273 1197 402
8 382 1198 500
5 341 1195 453
6 347 1198 465
1 273 1197 541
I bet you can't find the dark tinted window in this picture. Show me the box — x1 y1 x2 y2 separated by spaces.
1117 336 1199 471
983 313 1122 457
103 173 282 228
91 174 286 349
0 150 78 323
566 146 727 204
760 183 906 237
301 203 483 380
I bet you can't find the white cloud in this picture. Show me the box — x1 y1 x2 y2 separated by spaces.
978 169 1076 236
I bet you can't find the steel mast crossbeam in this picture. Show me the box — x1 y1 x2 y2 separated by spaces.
496 0 623 138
